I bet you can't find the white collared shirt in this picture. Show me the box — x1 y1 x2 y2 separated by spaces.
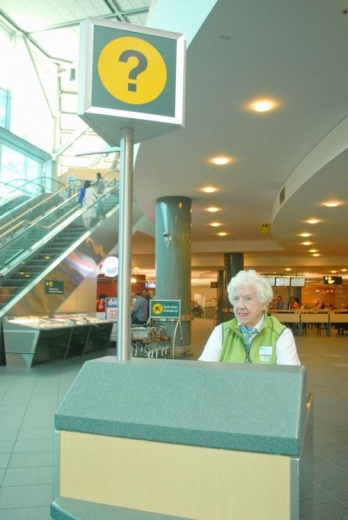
199 315 300 365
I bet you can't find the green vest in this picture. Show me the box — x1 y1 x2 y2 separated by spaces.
221 315 286 364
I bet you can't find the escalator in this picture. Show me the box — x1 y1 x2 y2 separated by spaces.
0 178 67 247
0 178 134 317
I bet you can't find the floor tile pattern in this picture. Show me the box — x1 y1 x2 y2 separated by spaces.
0 320 347 519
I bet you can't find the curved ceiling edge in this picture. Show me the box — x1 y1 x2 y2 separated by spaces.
271 115 348 223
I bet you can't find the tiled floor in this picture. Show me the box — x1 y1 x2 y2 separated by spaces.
0 319 347 519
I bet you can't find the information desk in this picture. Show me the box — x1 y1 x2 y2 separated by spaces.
51 358 313 520
3 314 114 368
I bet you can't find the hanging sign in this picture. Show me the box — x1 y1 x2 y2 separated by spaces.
78 18 186 144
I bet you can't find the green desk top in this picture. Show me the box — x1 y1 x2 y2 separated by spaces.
55 357 307 456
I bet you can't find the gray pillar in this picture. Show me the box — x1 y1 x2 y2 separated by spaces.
223 253 244 321
216 270 224 325
156 196 192 352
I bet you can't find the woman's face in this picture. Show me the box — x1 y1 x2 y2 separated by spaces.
231 285 267 328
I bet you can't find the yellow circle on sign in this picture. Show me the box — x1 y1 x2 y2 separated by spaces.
153 303 163 315
98 37 167 105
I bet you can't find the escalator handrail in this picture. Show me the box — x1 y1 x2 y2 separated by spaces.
0 186 68 239
0 177 119 274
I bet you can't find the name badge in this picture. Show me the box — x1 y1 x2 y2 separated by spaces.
259 346 272 363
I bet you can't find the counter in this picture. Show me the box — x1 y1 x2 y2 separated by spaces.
3 314 113 368
51 358 312 519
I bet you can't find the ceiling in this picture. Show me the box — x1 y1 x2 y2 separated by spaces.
1 0 348 286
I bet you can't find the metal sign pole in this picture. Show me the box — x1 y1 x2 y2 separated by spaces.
117 127 134 361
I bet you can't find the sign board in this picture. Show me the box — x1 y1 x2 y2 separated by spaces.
150 299 181 319
78 18 186 145
106 298 118 321
102 256 118 278
45 280 64 294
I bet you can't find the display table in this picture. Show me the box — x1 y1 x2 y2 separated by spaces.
51 358 313 520
3 314 113 368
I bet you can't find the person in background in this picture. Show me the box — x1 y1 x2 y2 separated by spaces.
275 295 286 309
96 293 107 313
131 291 149 325
142 289 152 303
82 180 97 228
288 296 300 310
199 269 300 365
95 172 105 219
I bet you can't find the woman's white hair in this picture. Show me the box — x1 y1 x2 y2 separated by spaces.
227 269 273 305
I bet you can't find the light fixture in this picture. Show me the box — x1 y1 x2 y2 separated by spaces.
131 277 137 283
217 231 228 236
206 206 220 213
248 98 278 113
301 241 312 246
324 201 339 207
309 249 318 253
202 186 218 193
306 219 320 224
211 156 231 165
252 100 273 112
299 233 311 237
312 253 320 257
210 222 222 227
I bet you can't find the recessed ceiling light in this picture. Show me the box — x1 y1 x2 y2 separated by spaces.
285 268 292 271
211 156 231 165
312 253 320 257
202 186 217 193
309 249 318 253
299 233 311 237
206 207 220 212
249 98 277 112
306 219 320 224
324 201 339 207
210 222 222 227
302 241 312 246
217 232 228 236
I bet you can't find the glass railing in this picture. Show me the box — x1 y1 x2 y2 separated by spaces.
0 177 66 204
0 186 68 246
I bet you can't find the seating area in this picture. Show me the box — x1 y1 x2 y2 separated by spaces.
269 310 348 336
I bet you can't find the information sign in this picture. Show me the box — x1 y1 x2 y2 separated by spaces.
150 300 181 319
78 18 186 144
45 280 64 295
106 298 118 321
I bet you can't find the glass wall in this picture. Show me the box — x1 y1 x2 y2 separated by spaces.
0 22 52 197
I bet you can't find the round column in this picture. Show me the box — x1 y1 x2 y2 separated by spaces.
155 196 192 352
216 270 225 325
223 253 244 321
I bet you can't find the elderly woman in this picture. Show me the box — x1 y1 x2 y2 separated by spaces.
199 269 300 365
